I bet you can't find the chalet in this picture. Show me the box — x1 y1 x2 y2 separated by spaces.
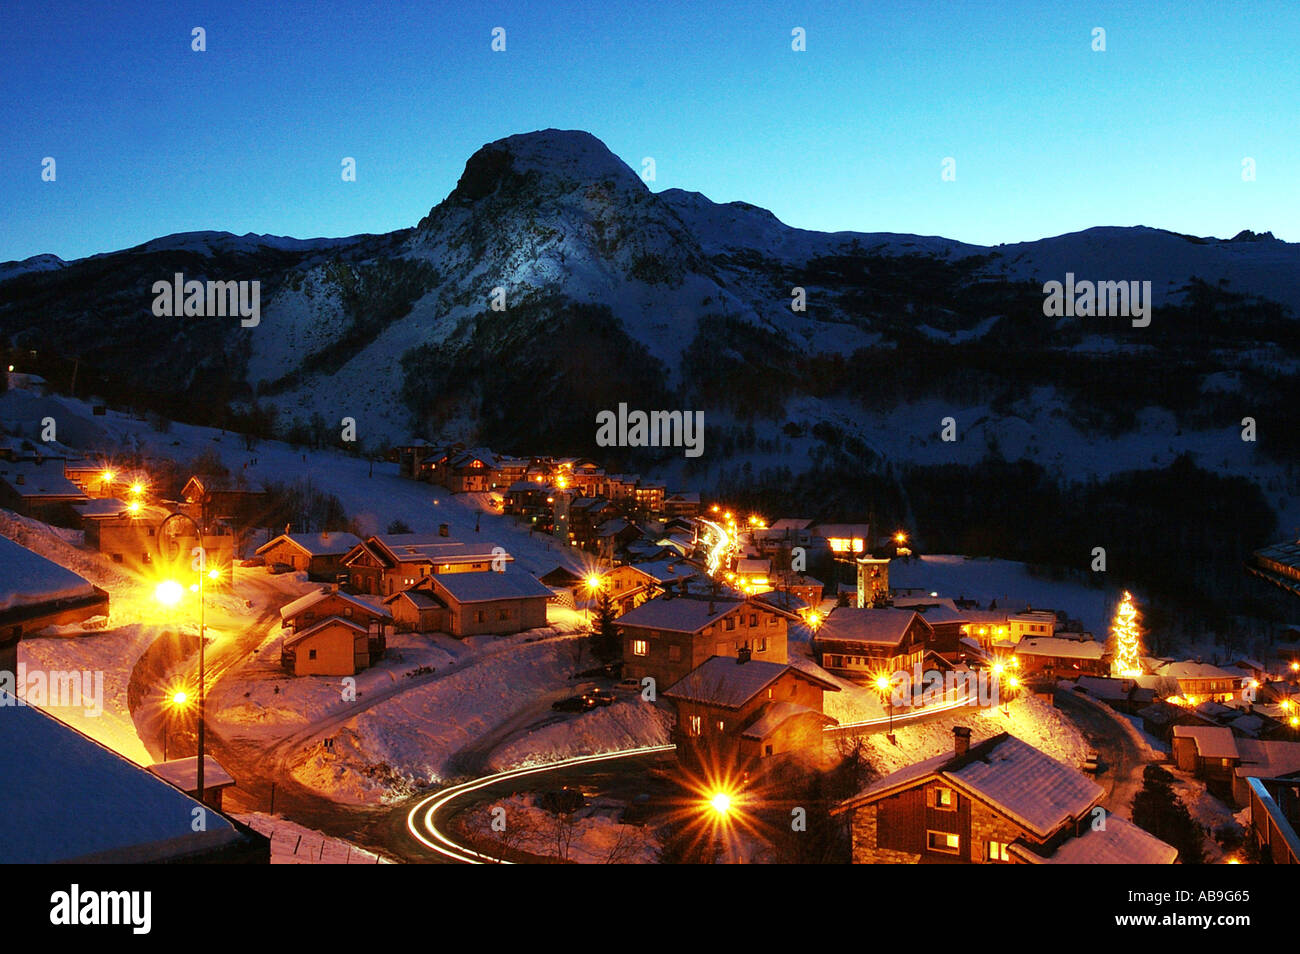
1014 636 1109 678
279 586 390 634
734 557 772 593
442 448 497 493
832 728 1176 864
489 456 530 490
664 653 840 774
813 608 935 681
0 535 110 675
1172 725 1241 785
341 533 512 596
383 586 446 633
255 531 362 580
63 461 122 497
1157 660 1243 703
426 567 553 637
618 594 790 688
504 480 556 527
601 560 698 616
1 698 268 863
775 573 823 607
78 500 235 574
662 491 701 518
148 756 237 812
396 439 437 479
181 474 266 525
1246 776 1300 865
0 460 88 524
1230 741 1300 807
282 616 379 677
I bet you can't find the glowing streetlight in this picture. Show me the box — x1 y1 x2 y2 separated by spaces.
171 690 188 707
873 672 896 742
709 792 732 817
894 531 907 544
129 481 145 496
155 580 184 606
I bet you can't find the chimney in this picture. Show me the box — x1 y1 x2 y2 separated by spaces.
737 647 751 664
953 726 971 757
439 523 449 537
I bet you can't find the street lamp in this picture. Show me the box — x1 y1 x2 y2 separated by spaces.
163 689 189 760
156 511 211 803
874 672 896 744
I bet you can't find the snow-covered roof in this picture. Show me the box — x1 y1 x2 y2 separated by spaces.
838 733 1103 839
1010 814 1177 864
1015 637 1106 660
148 756 236 791
257 531 362 558
0 461 87 499
368 534 509 566
0 534 97 613
0 695 242 863
279 587 388 622
944 735 1103 837
1233 739 1300 780
1173 725 1239 760
665 656 837 709
741 701 833 739
383 589 445 610
431 567 553 603
816 607 923 646
1074 676 1137 700
1158 660 1239 680
736 557 771 575
769 518 813 531
616 594 743 634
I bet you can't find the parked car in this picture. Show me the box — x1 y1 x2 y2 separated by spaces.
267 562 293 575
552 695 597 713
586 689 616 707
1081 749 1100 773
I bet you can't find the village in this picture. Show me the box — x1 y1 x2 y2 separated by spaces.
2 373 1299 865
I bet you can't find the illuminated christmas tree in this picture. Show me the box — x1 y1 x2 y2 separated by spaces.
1111 590 1144 677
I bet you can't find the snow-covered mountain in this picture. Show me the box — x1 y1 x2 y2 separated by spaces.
2 128 1298 473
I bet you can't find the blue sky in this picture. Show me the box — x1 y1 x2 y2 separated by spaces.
3 0 1297 262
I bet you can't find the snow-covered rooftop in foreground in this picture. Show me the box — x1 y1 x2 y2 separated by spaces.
1011 814 1177 864
0 694 242 863
0 533 97 612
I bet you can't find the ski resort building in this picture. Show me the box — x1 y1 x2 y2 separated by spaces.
832 729 1177 864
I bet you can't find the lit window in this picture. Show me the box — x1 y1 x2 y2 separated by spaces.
716 720 725 732
927 831 959 854
934 787 955 810
688 715 701 736
987 841 1010 862
632 639 648 657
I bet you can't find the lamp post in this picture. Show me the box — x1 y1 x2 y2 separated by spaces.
874 672 895 744
156 511 209 803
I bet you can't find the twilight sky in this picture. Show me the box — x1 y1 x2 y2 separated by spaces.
3 0 1297 263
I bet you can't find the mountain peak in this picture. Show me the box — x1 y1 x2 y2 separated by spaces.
446 129 645 205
